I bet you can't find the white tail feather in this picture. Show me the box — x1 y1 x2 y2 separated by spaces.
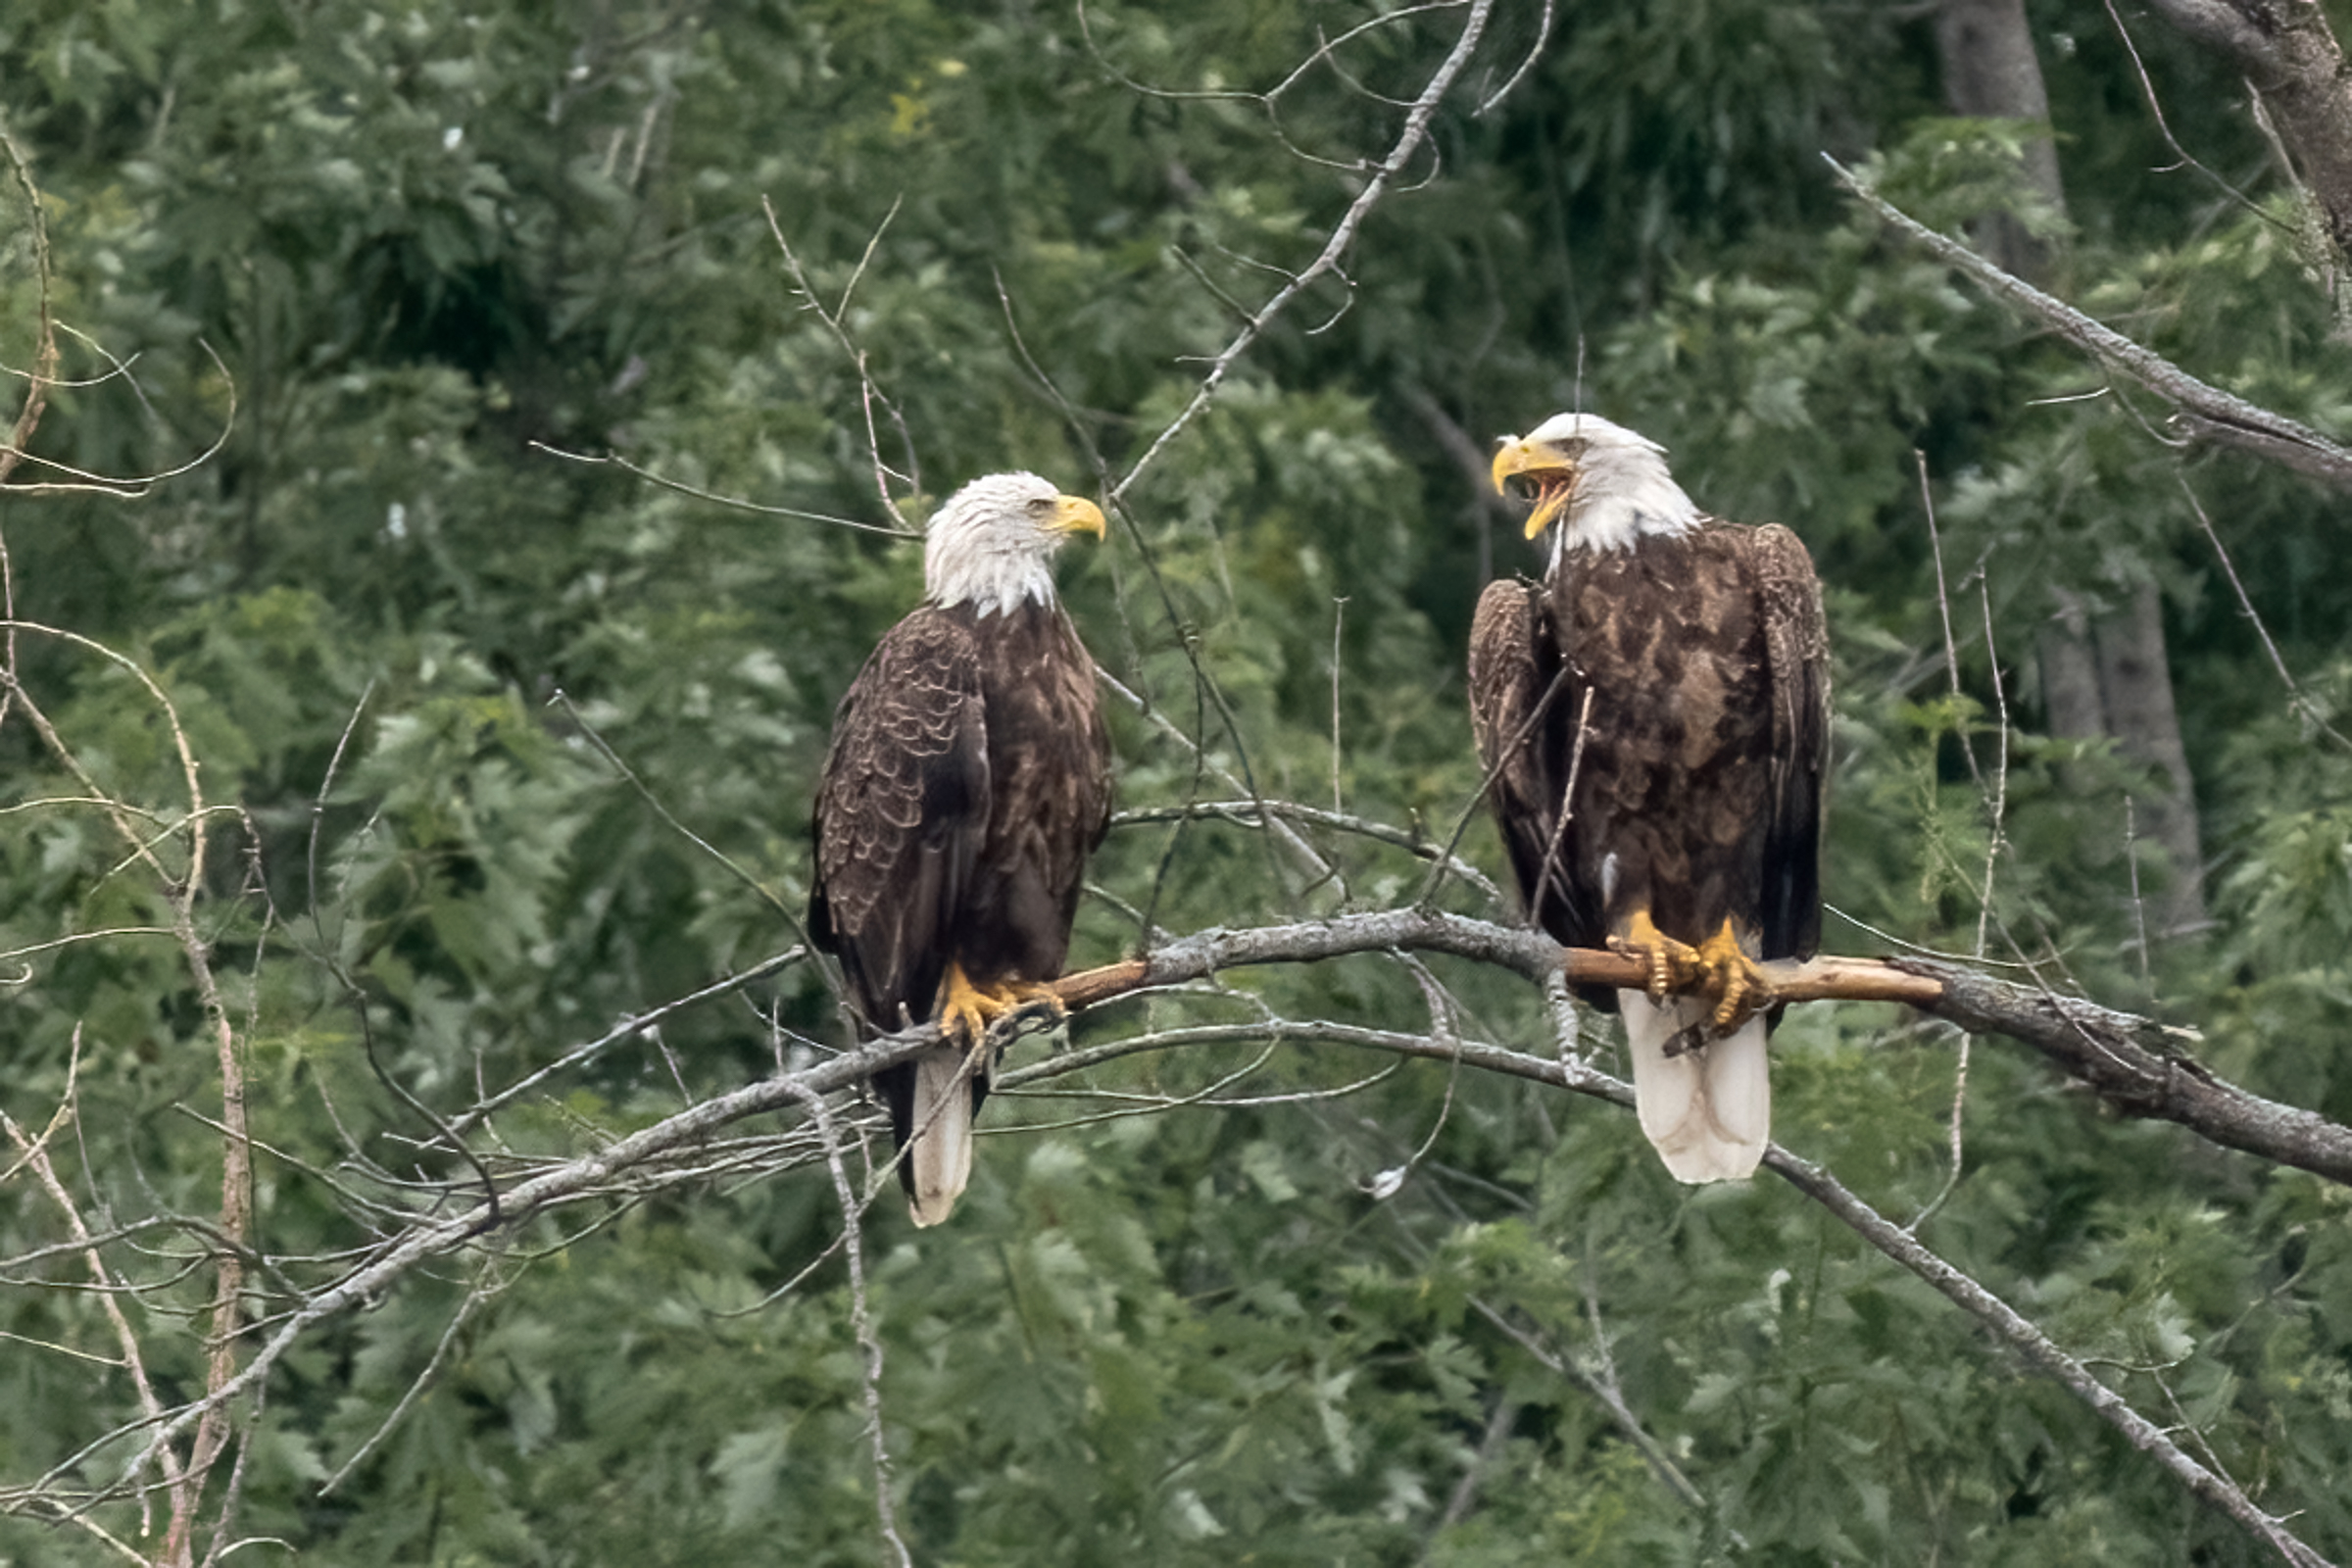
1620 991 1770 1183
906 1045 977 1227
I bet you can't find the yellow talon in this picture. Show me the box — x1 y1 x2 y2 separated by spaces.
1608 912 1774 1040
1692 917 1774 1035
938 962 1063 1047
1609 908 1703 1004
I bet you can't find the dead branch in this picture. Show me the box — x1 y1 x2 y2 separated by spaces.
31 899 2335 1568
1830 157 2352 492
1890 955 2350 1183
528 443 908 537
762 196 923 514
1114 0 1500 503
0 129 59 490
1110 798 1504 904
2143 0 2352 283
1046 912 2352 1187
1763 1143 2327 1568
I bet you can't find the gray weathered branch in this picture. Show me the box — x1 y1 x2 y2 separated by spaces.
2144 0 2352 276
1766 1144 2328 1567
1050 910 2352 1186
74 904 2348 1568
1831 156 2352 492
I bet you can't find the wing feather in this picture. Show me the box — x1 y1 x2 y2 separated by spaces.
1750 522 1830 959
810 608 991 1030
1469 577 1584 938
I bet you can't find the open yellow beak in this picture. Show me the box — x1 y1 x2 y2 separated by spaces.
1054 495 1107 540
1491 439 1577 540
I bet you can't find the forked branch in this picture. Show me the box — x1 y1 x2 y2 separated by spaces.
45 899 2340 1568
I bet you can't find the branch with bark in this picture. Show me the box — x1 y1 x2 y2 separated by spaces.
1831 156 2352 491
50 902 2339 1567
1050 911 2352 1187
2144 0 2352 279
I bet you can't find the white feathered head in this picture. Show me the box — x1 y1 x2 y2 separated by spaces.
923 471 1106 616
1491 413 1698 556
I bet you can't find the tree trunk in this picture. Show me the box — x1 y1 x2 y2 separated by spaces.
1935 0 2211 937
2042 587 2212 937
1935 0 2067 280
2145 0 2352 283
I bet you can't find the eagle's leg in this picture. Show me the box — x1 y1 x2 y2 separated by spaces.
1691 917 1775 1035
938 964 1064 1048
1607 908 1704 1004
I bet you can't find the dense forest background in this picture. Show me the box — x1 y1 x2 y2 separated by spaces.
3 0 2351 1562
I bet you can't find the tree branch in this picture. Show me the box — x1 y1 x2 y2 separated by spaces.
1829 156 2352 491
1764 1145 2328 1568
2144 0 2352 278
1114 0 1498 503
59 903 2343 1567
1047 911 2352 1187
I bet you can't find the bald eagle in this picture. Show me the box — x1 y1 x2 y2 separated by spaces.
1471 414 1829 1182
810 472 1112 1225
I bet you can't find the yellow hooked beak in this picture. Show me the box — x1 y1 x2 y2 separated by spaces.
1053 495 1107 540
1491 438 1578 540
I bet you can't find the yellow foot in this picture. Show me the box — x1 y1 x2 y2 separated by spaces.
1608 908 1703 1004
1691 917 1775 1036
938 963 1064 1047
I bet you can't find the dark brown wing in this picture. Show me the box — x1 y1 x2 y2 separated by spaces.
956 604 1111 984
1468 577 1597 947
809 606 990 1033
1750 522 1830 959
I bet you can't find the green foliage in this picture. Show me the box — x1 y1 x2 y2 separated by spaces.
0 0 2347 1564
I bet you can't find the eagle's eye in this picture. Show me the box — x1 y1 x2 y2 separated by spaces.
1026 495 1055 514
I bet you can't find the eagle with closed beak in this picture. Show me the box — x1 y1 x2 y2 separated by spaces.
810 471 1112 1224
1470 413 1829 1182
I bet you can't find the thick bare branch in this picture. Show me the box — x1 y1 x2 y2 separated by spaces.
1831 157 2352 491
2145 0 2352 276
1893 956 2352 1183
1049 913 2352 1186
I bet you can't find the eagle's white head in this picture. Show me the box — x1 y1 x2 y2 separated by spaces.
923 471 1107 617
1491 412 1699 558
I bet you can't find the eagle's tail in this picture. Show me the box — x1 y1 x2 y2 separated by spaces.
1619 992 1770 1183
904 1045 978 1227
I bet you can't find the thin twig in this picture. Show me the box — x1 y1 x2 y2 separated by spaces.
2175 473 2352 748
1330 597 1348 814
2100 0 2274 223
1113 0 1498 504
529 442 911 537
1975 576 2010 960
761 197 922 510
780 1080 912 1568
1109 798 1500 903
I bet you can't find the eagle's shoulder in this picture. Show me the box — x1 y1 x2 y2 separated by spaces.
1467 575 1545 769
1745 523 1827 648
813 606 992 938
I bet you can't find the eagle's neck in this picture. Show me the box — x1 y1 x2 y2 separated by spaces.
925 541 1057 619
1551 451 1701 560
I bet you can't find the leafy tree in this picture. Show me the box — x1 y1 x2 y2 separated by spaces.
1 1 2350 1564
